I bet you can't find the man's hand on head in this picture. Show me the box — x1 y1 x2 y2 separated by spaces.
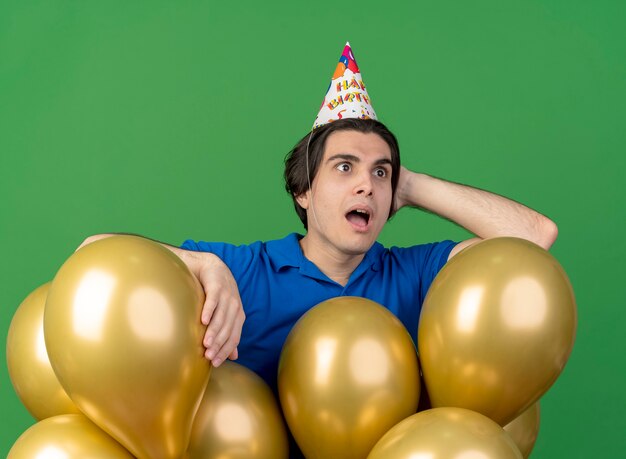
393 166 415 212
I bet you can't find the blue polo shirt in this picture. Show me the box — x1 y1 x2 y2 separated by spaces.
181 233 456 393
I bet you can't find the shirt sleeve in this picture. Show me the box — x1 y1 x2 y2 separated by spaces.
416 240 457 301
388 240 457 304
179 239 257 282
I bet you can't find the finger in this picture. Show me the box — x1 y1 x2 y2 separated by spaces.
211 332 241 368
206 310 236 360
224 311 245 362
201 296 219 326
212 296 240 339
207 305 243 363
203 303 227 349
227 310 244 361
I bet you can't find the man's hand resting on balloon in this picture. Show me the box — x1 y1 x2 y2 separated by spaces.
193 252 245 367
77 234 245 368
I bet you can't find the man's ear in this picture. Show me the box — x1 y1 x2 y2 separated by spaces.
295 192 309 210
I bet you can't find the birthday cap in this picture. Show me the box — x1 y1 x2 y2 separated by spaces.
313 42 377 129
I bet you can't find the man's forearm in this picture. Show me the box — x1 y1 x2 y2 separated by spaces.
396 169 558 250
78 233 216 277
76 232 244 367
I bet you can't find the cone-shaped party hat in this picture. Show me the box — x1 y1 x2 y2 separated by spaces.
313 42 377 129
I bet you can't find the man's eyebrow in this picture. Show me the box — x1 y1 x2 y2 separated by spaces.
326 153 360 163
326 154 392 166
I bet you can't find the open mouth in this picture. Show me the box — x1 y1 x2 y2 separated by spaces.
346 208 371 229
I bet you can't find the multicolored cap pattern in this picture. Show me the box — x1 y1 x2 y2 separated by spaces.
313 42 377 129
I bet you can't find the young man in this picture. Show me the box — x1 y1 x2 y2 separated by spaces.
175 117 556 386
78 45 557 456
79 115 556 387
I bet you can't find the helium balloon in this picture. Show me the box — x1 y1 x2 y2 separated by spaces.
504 402 540 458
44 235 211 459
278 296 420 459
418 237 576 426
367 407 523 459
186 361 289 459
7 283 80 420
8 414 134 458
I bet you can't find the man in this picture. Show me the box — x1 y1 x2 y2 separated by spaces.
79 42 557 455
79 115 556 383
81 41 557 375
180 116 557 379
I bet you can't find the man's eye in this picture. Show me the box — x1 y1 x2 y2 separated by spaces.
336 163 351 172
374 168 388 178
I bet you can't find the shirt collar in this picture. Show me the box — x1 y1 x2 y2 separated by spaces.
266 233 385 280
265 233 305 271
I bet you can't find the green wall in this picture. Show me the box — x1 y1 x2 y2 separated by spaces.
1 1 624 456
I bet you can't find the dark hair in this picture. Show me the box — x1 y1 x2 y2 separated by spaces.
284 118 401 229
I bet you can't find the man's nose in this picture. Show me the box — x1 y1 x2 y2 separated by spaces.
354 172 373 196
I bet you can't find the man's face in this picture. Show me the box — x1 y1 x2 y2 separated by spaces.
297 130 393 257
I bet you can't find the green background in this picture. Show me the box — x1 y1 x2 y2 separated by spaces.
1 1 624 456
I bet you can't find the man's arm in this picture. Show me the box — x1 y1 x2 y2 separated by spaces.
393 167 558 259
78 234 244 367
